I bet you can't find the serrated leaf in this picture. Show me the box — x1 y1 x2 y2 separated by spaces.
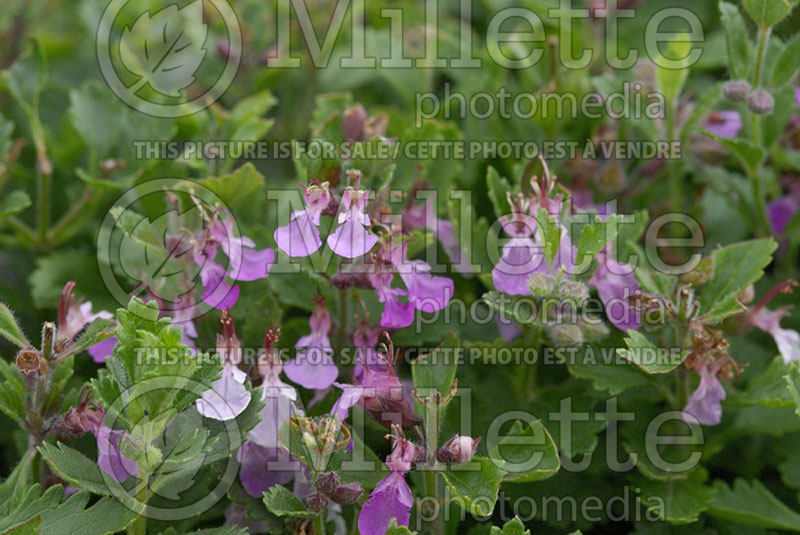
490 516 530 535
617 330 687 374
441 456 506 517
482 291 543 326
634 471 714 525
655 35 692 105
0 303 29 348
708 478 800 531
567 357 653 395
3 516 41 535
262 484 315 518
38 442 114 497
574 214 621 273
634 267 675 297
119 1 207 97
0 448 37 516
699 239 777 315
56 318 116 360
730 356 794 408
412 331 459 398
535 207 561 272
488 419 560 483
711 136 766 177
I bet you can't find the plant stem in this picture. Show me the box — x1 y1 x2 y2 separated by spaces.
666 102 681 214
748 25 772 236
313 512 326 535
129 472 149 535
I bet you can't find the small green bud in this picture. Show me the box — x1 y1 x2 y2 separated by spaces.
580 320 610 343
680 257 715 286
528 273 556 297
546 323 584 348
558 280 590 305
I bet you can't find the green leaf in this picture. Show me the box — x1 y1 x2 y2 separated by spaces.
412 331 459 398
567 357 653 395
385 519 415 534
574 214 621 273
38 442 114 497
617 330 687 374
634 267 675 297
742 0 794 27
482 291 543 326
711 136 766 177
719 1 753 80
0 448 37 516
3 516 40 535
535 207 561 272
0 359 28 426
68 81 123 158
2 39 47 106
56 318 116 360
486 166 513 219
730 357 794 408
699 239 777 315
488 419 560 483
0 303 29 348
0 191 32 218
772 33 800 87
634 471 715 524
708 478 800 531
0 111 14 158
786 363 800 419
655 35 692 105
490 516 530 535
441 456 506 517
763 85 797 148
262 485 315 518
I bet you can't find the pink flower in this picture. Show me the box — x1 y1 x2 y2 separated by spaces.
195 210 273 310
96 424 138 482
196 312 252 421
437 435 481 464
274 181 332 257
327 186 377 258
358 428 415 535
58 282 114 363
588 247 641 332
249 329 301 448
704 111 742 138
491 195 541 296
749 306 800 364
284 295 339 390
682 361 726 426
236 441 298 498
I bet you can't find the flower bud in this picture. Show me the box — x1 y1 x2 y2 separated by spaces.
546 324 584 348
316 471 340 496
331 481 363 505
558 280 590 306
680 257 715 286
307 491 327 511
342 105 368 142
528 273 556 297
436 435 480 465
738 284 755 305
580 320 610 343
747 89 774 115
16 348 43 376
723 80 751 102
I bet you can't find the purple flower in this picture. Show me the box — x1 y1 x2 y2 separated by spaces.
237 441 298 498
682 362 726 426
96 424 138 482
249 330 301 448
194 210 272 310
369 270 415 329
327 186 377 259
284 295 338 390
491 195 541 295
704 111 742 138
768 195 800 235
58 282 115 362
196 312 252 421
588 247 641 332
749 306 800 364
274 181 332 257
388 243 454 315
358 428 415 535
437 435 481 464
